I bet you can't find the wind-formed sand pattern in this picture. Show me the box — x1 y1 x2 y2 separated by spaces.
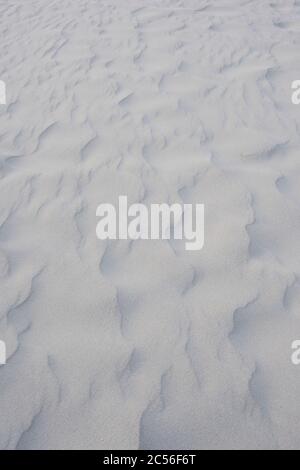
1 0 300 450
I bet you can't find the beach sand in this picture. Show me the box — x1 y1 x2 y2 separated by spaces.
1 0 300 450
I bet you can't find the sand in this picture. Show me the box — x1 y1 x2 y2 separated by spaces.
1 0 300 450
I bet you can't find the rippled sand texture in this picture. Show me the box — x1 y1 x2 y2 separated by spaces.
1 0 300 450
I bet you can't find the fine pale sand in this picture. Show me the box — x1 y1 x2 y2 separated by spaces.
1 0 300 450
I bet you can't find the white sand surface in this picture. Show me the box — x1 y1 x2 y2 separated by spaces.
1 0 300 450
